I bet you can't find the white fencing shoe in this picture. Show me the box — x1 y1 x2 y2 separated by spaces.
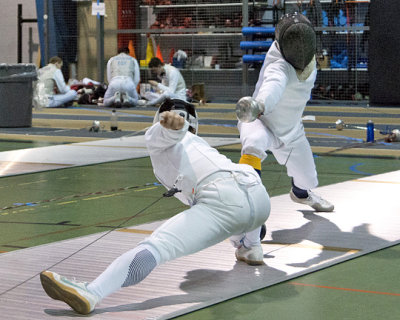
40 270 100 315
235 245 264 265
137 99 147 106
113 91 122 108
121 93 135 108
290 189 334 212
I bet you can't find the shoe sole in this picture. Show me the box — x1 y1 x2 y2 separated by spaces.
311 204 334 212
40 271 92 315
235 253 264 266
290 192 334 212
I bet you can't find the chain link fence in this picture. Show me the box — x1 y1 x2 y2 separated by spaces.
37 0 369 103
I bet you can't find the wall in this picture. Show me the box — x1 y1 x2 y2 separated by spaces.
0 0 39 64
369 0 399 106
77 0 118 82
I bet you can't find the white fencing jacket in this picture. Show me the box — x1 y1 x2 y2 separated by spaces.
145 121 254 206
107 53 140 88
37 64 71 96
252 41 317 145
156 64 187 101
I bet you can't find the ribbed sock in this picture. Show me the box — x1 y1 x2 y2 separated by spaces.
87 244 159 299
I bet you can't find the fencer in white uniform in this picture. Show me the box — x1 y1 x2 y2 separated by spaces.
144 57 187 106
103 47 140 108
34 56 77 108
40 98 271 315
237 13 334 212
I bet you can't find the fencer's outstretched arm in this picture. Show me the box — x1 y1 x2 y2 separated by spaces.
253 52 289 114
160 111 185 130
145 111 189 151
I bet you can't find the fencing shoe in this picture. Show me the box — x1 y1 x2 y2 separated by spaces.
290 189 334 212
40 270 100 315
235 245 264 265
121 92 135 108
137 99 147 106
113 91 122 108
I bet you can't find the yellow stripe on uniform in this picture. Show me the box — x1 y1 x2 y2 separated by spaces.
239 154 262 171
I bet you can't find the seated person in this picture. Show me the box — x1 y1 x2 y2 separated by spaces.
34 56 77 108
103 47 140 108
143 57 187 106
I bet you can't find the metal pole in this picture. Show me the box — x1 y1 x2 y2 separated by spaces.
44 0 49 65
18 4 38 63
134 1 141 60
97 0 105 83
242 0 249 97
29 27 33 63
18 4 22 63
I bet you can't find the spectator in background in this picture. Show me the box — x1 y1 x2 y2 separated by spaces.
142 57 187 106
34 56 77 108
103 47 140 108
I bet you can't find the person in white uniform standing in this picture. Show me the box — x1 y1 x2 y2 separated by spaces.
143 57 187 106
40 98 271 315
34 56 77 108
237 12 334 212
103 47 140 108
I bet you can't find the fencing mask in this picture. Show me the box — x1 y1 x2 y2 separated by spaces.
153 98 198 134
275 12 316 71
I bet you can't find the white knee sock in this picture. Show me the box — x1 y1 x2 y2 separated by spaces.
87 244 160 300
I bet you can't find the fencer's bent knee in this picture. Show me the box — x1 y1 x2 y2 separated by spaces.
250 184 270 229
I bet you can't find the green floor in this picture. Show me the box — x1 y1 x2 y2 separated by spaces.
1 147 399 319
176 244 400 320
0 140 63 152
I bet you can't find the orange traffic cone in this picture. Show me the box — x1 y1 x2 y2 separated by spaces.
128 40 136 59
156 44 164 63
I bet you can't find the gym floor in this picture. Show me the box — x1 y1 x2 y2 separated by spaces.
0 102 399 319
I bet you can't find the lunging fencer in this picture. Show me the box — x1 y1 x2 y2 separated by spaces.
237 12 334 212
103 47 140 108
40 98 271 315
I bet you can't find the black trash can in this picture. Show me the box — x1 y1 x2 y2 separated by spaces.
0 63 37 127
